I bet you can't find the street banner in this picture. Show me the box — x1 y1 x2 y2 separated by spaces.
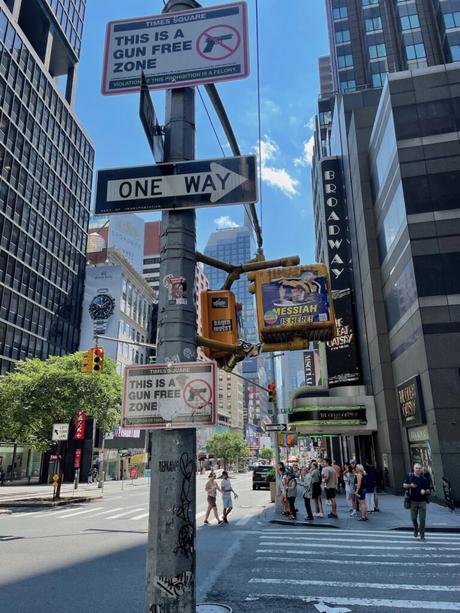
102 2 249 95
95 155 257 215
122 361 216 429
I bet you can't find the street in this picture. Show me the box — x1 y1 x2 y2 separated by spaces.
1 473 460 612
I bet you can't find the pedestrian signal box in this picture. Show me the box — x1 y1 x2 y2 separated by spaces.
200 290 241 360
248 264 336 345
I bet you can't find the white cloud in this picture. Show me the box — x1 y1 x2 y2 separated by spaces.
261 166 299 198
254 136 300 198
294 134 315 168
214 215 239 229
306 115 316 131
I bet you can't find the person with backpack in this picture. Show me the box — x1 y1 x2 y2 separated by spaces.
403 463 431 540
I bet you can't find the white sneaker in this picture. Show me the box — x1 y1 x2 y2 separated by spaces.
318 512 324 518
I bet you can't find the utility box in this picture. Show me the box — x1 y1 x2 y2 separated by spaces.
200 290 240 359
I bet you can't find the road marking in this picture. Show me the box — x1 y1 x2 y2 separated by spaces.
13 507 85 518
196 511 206 519
234 515 252 526
105 507 144 519
264 528 460 540
257 548 460 559
130 512 149 521
259 539 460 552
58 507 104 518
254 556 460 568
249 577 460 592
245 593 460 610
260 534 460 546
87 507 124 517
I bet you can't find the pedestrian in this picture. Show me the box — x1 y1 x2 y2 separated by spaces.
332 460 343 493
364 462 376 513
344 463 356 514
300 465 314 522
373 466 383 512
355 464 368 521
204 471 224 525
220 471 238 524
403 462 431 540
310 460 324 517
276 462 289 515
322 458 338 518
87 469 93 485
285 470 298 520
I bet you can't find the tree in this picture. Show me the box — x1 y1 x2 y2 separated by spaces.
0 352 122 449
260 447 273 462
205 432 250 469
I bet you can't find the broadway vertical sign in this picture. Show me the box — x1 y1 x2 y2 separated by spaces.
321 158 361 387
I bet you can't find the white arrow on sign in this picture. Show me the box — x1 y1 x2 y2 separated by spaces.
265 424 286 432
106 163 247 204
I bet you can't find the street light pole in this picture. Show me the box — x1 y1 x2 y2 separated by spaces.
144 2 197 611
271 352 283 514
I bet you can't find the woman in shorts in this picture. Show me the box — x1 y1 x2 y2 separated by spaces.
310 460 324 518
204 472 223 525
355 464 368 521
220 470 238 524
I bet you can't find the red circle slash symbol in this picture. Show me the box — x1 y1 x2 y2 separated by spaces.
196 25 241 61
183 379 212 412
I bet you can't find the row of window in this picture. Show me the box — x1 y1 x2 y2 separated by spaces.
393 97 460 140
45 0 85 55
121 279 152 330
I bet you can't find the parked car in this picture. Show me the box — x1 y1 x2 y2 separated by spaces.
252 465 272 490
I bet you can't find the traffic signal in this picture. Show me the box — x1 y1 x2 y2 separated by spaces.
268 383 276 403
90 346 105 372
81 351 91 373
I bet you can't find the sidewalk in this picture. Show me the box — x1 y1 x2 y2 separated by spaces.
264 491 460 532
0 476 150 509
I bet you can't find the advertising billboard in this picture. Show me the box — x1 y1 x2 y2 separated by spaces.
250 264 336 344
79 266 122 357
398 375 425 427
321 158 361 387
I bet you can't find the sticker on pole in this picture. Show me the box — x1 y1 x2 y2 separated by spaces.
122 361 216 429
102 2 249 95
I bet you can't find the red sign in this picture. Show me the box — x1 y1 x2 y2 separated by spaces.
50 454 58 461
74 449 82 469
73 411 87 440
129 466 138 479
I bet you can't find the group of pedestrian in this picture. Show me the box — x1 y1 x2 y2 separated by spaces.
276 458 383 522
203 470 238 525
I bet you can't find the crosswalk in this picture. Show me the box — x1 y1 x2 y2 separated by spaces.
9 504 256 526
244 526 460 611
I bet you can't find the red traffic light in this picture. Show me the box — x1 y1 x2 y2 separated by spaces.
268 383 276 403
94 347 104 356
92 347 104 372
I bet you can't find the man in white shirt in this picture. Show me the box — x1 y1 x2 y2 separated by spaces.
322 458 338 518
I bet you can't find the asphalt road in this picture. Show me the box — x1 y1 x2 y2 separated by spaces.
2 474 460 612
0 472 267 613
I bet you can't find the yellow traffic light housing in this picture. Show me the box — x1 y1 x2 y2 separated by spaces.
81 351 91 373
200 290 240 362
248 264 336 347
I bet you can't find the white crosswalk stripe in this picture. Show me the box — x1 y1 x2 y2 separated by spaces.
244 525 460 611
234 514 252 526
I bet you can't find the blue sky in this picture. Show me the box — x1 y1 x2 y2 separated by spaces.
76 1 329 262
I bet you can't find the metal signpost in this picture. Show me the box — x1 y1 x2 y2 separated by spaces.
102 2 249 95
94 154 257 215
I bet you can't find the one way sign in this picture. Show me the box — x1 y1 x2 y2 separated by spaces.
95 155 257 215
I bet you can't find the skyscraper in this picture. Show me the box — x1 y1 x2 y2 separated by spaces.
0 0 94 374
309 1 460 497
326 0 460 92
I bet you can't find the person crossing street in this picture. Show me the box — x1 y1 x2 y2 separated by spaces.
219 470 238 524
403 462 431 540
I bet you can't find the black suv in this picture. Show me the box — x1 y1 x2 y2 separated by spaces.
252 465 272 490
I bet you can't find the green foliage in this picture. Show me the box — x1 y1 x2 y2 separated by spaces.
265 468 276 483
0 352 122 449
260 447 274 461
205 431 250 468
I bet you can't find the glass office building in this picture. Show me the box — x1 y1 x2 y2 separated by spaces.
0 0 94 374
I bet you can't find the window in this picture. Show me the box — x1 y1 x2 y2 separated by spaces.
369 43 386 59
400 14 420 30
365 17 382 31
337 54 353 68
372 72 387 87
377 183 406 261
340 79 356 92
405 43 426 60
384 260 417 330
450 44 460 61
444 11 460 29
335 29 350 43
333 6 347 19
362 0 378 5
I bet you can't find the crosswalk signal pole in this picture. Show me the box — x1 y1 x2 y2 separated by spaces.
144 2 197 612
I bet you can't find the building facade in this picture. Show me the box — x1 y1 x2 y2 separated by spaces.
326 0 460 93
0 0 93 376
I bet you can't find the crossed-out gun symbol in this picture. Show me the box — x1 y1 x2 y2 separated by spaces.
203 34 233 53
